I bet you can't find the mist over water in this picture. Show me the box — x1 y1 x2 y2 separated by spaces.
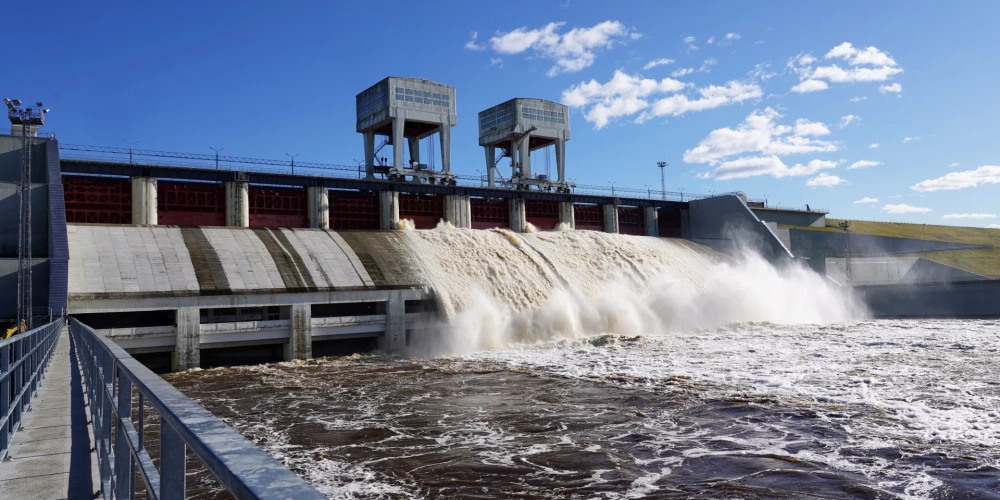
399 227 865 355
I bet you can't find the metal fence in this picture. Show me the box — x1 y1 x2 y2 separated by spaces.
0 319 62 461
70 319 326 500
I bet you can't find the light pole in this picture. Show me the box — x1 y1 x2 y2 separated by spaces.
123 139 140 165
657 161 667 200
353 159 363 179
209 147 224 170
609 181 617 198
645 184 652 200
286 153 299 175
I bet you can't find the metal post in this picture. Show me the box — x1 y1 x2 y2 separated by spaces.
657 161 667 201
286 153 298 175
123 139 139 165
210 147 224 170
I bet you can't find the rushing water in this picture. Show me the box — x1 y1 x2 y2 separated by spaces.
164 229 999 498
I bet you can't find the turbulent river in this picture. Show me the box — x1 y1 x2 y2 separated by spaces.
163 229 999 498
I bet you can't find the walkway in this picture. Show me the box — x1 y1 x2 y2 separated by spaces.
0 329 99 499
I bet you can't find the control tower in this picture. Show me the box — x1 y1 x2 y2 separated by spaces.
356 77 457 185
479 98 572 192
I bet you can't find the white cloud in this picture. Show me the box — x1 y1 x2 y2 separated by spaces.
839 114 859 128
748 62 777 81
850 96 867 102
848 160 882 169
883 204 932 214
990 224 1000 229
683 108 837 165
724 32 741 41
707 36 715 44
701 157 838 181
489 21 639 76
682 35 697 51
911 165 1000 192
489 57 503 67
949 162 960 168
789 42 902 93
879 82 902 93
671 67 694 78
464 31 485 51
643 58 674 70
562 70 685 128
683 35 696 43
698 58 717 72
869 143 880 149
943 213 997 219
902 136 920 143
794 118 831 137
791 79 829 93
636 81 762 123
854 197 879 204
807 173 845 187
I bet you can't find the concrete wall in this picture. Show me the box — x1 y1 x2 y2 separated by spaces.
752 208 826 227
827 257 989 285
858 280 1000 318
688 195 791 262
0 258 50 319
0 183 49 257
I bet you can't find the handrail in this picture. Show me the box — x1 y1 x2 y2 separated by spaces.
0 319 62 461
69 319 326 500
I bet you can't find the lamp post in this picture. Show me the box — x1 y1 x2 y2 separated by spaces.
657 161 667 200
123 139 140 165
609 181 616 199
286 153 299 175
209 147 224 170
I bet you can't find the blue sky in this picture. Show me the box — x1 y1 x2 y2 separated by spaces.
9 1 1000 226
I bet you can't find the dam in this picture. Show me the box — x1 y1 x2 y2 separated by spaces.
1 80 998 499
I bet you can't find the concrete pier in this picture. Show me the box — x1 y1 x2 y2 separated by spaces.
444 195 471 228
558 202 575 229
380 191 400 230
131 177 157 225
284 303 312 361
603 204 619 234
173 307 200 371
0 331 99 499
509 199 526 233
225 180 249 227
382 292 407 351
307 186 330 229
645 207 658 237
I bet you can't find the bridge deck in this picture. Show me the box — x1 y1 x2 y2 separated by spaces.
0 329 99 499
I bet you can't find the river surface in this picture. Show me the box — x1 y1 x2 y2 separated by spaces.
166 319 1000 499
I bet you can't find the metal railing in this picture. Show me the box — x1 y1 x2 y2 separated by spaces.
0 319 62 461
70 319 326 500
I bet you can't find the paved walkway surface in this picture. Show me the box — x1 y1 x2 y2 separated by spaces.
0 329 100 499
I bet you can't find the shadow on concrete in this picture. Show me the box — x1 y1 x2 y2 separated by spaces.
67 333 97 499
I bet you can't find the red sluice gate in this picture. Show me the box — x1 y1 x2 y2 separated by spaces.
618 206 645 236
399 194 443 229
574 204 603 231
471 199 509 230
330 190 379 230
63 176 132 224
525 200 559 231
249 186 308 228
158 181 226 226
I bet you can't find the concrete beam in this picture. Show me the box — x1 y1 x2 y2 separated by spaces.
444 195 471 228
284 303 312 361
603 204 619 234
509 199 526 233
307 186 329 229
645 207 658 237
131 177 157 225
225 180 249 227
380 191 399 230
558 202 575 229
173 307 200 371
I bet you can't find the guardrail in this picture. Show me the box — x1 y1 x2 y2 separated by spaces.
0 319 62 461
70 319 326 499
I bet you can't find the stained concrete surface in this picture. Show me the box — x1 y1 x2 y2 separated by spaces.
0 330 99 499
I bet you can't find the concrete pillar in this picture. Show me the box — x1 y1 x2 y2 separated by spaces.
680 208 691 239
440 125 452 173
485 146 496 188
408 137 420 166
225 180 249 227
380 190 399 230
131 177 157 225
603 204 619 234
284 303 312 361
555 138 566 182
380 291 406 351
444 195 471 228
645 207 658 237
509 198 526 233
307 186 329 229
518 132 532 178
364 131 376 179
172 307 200 372
558 202 575 229
392 112 406 169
